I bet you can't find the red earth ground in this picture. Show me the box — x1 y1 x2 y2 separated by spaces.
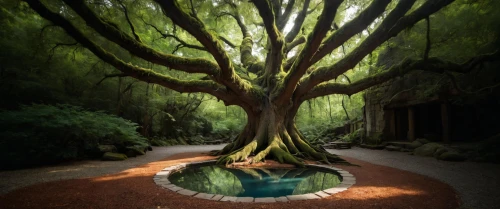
0 152 460 209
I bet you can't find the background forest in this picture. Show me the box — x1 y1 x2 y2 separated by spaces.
1 0 499 169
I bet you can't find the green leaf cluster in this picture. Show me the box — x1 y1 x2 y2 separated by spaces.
0 104 147 169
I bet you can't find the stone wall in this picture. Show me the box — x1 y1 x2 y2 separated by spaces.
363 71 443 141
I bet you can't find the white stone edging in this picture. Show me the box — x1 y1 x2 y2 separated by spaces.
154 160 356 202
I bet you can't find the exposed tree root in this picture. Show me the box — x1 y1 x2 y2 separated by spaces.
216 140 257 165
215 120 351 167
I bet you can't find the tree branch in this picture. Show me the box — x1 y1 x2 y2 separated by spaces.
116 0 141 42
277 0 296 31
95 73 127 86
47 42 78 60
299 0 448 99
274 0 344 104
24 0 241 106
310 0 392 64
142 19 206 52
251 0 285 77
216 8 262 73
251 0 283 50
301 50 499 101
218 35 237 48
285 0 310 43
155 0 261 108
61 0 219 76
270 0 281 21
285 36 306 52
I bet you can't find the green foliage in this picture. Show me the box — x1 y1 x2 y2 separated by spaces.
340 128 365 144
0 104 147 169
296 94 364 140
150 136 189 146
168 165 244 196
292 172 342 195
201 100 246 137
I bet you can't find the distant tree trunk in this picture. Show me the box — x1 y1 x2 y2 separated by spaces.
142 83 150 137
116 77 123 116
327 96 334 123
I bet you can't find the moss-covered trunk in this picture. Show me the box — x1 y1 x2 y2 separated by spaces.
216 102 348 167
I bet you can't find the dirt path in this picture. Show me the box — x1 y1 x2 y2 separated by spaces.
0 145 225 194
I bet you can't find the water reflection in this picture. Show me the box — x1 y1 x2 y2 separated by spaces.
169 165 342 197
168 165 244 196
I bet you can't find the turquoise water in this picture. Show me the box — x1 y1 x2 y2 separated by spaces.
168 164 342 197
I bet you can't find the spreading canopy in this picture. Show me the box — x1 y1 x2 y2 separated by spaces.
22 0 499 166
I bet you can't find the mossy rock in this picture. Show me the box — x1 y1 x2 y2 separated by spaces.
414 142 443 157
408 141 423 149
433 147 450 158
416 138 430 145
125 146 145 156
437 152 467 162
102 152 128 161
98 145 117 153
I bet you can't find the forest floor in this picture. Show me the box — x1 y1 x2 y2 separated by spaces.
0 144 494 208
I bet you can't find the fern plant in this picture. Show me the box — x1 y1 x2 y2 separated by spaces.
0 104 147 169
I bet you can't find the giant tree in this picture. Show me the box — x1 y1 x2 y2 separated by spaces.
22 0 499 166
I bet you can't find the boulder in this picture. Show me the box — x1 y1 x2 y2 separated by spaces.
433 147 450 158
414 143 443 157
126 146 146 156
408 141 423 149
385 145 401 151
102 152 128 161
437 151 467 162
98 145 117 153
416 138 430 145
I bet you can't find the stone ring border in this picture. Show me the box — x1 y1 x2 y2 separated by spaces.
153 160 356 203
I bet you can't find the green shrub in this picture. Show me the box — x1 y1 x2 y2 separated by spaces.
0 104 147 169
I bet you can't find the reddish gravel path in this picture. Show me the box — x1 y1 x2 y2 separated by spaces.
0 152 460 209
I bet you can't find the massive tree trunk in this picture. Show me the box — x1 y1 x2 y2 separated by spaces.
216 98 348 167
23 0 499 167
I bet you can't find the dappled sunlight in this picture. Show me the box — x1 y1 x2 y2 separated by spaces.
90 155 216 182
47 168 82 173
338 186 427 200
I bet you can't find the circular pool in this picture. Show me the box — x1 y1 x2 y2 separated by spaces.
154 160 355 202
